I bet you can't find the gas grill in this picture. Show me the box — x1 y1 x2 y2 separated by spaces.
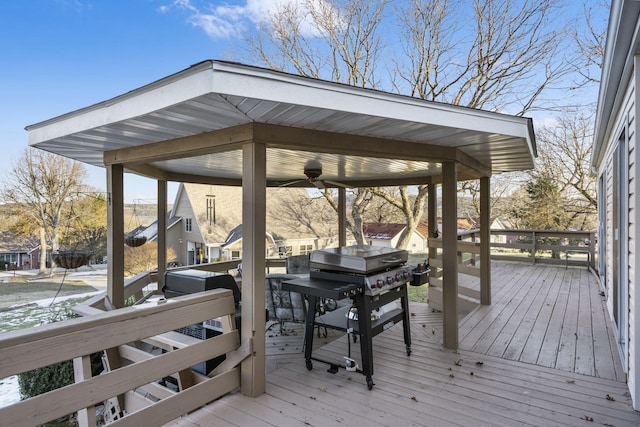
309 245 412 296
283 245 418 389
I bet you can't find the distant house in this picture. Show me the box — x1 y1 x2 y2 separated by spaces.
136 183 337 266
489 217 517 245
0 230 41 270
363 221 429 253
221 224 278 260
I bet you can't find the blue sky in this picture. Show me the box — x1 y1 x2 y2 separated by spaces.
0 0 607 203
0 0 267 202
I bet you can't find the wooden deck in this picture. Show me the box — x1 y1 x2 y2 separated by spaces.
169 263 639 426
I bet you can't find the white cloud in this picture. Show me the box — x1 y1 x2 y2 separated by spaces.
167 0 335 40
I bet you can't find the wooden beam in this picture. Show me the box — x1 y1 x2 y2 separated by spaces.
456 149 492 177
442 162 458 349
241 142 267 397
103 123 255 165
124 163 170 180
107 164 125 309
253 122 458 162
164 171 242 187
480 176 491 305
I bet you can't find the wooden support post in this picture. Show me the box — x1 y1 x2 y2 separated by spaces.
241 142 267 397
480 176 491 305
442 162 458 349
589 231 596 270
338 187 347 247
157 180 168 291
427 182 438 282
106 164 125 309
73 356 96 427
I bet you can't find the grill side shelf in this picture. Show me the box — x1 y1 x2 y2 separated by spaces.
283 276 363 300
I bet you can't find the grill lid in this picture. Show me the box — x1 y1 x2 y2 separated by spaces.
310 245 408 274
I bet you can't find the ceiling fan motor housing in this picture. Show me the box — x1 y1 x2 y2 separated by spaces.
304 167 323 179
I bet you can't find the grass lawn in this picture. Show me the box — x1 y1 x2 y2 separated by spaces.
0 280 99 333
407 283 429 303
407 253 430 303
0 280 97 310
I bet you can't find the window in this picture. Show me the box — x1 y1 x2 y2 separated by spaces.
299 244 313 255
185 218 192 232
231 250 240 259
206 195 216 225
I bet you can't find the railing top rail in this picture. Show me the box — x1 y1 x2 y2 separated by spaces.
490 229 595 235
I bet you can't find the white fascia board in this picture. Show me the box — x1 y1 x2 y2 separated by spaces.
26 62 216 145
209 62 532 140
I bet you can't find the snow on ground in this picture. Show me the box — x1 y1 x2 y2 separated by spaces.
0 290 104 408
0 376 20 408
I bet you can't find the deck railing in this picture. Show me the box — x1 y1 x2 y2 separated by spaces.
0 281 243 427
488 229 596 269
427 228 596 311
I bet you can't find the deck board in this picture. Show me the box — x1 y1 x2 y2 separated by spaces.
170 263 638 427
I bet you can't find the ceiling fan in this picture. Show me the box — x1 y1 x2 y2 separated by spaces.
280 160 350 189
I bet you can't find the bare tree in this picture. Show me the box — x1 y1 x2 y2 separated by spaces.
245 0 574 248
60 191 108 262
267 189 339 244
320 187 375 244
1 148 87 274
572 1 608 89
533 112 597 229
458 173 527 225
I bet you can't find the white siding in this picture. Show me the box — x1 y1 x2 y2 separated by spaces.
631 56 640 409
598 58 638 408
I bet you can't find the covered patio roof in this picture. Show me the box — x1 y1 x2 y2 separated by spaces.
24 60 536 399
26 60 535 187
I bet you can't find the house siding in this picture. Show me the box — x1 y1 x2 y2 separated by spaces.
599 60 637 408
631 55 640 408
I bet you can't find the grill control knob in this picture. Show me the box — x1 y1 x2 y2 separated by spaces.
402 271 409 280
376 279 384 288
395 273 402 282
386 276 393 285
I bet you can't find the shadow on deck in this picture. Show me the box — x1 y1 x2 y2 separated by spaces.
173 263 639 426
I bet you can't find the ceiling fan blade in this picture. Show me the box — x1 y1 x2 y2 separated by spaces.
324 180 351 188
278 179 305 188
